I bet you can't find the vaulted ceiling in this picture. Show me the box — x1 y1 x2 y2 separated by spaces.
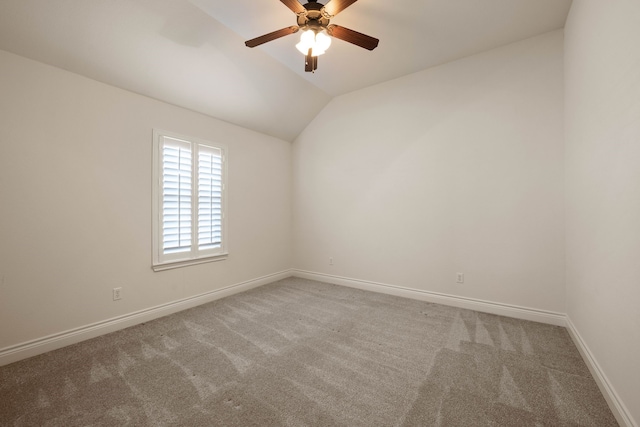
0 0 572 141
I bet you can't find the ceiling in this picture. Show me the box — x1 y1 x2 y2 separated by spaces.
0 0 572 141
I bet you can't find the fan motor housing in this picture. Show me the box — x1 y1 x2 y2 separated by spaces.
297 2 330 31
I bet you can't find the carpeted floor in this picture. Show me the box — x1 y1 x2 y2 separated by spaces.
0 277 618 426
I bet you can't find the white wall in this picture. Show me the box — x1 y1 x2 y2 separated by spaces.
0 50 292 352
293 31 565 313
565 1 640 425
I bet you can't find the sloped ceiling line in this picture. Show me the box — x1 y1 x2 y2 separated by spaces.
0 0 571 141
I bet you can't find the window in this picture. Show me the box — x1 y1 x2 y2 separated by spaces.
152 130 227 271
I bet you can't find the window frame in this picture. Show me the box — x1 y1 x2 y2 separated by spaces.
152 129 228 271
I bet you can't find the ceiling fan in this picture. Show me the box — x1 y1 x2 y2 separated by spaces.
244 0 379 72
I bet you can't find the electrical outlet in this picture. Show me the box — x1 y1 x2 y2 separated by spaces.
329 257 334 265
113 287 122 301
456 273 464 284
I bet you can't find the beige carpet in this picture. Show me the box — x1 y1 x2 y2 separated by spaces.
0 277 618 426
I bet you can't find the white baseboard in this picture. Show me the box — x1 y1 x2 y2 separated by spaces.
292 270 566 326
565 317 637 427
0 269 293 367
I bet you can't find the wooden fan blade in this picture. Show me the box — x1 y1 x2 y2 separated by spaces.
245 26 299 48
327 25 379 50
323 0 359 17
305 49 318 72
280 0 306 14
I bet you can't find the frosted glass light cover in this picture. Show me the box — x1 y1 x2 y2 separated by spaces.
315 31 331 52
295 30 331 57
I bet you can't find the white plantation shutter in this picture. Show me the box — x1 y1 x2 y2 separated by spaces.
197 145 223 250
152 130 227 270
162 138 192 254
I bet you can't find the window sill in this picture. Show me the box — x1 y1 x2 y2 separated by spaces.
152 253 228 272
